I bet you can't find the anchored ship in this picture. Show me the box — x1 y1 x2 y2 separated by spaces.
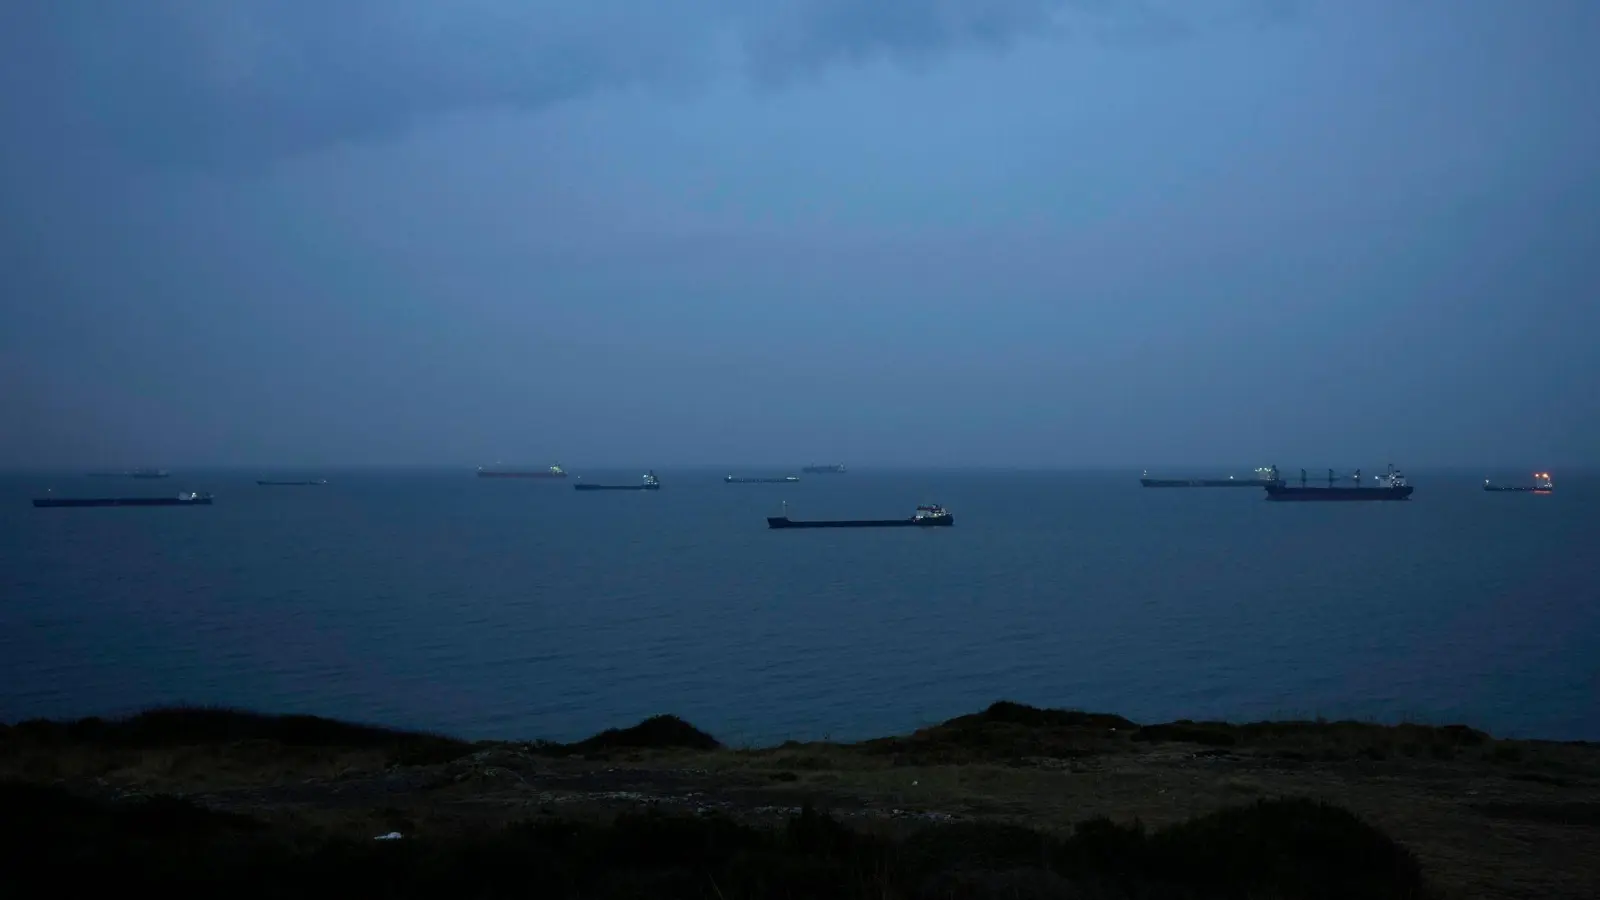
726 475 800 484
258 478 327 486
34 491 213 508
1141 466 1282 487
88 468 170 479
477 464 567 479
1263 465 1413 501
767 501 952 529
574 471 660 491
801 463 847 474
1484 472 1553 493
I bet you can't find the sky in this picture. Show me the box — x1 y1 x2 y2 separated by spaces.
1 0 1596 469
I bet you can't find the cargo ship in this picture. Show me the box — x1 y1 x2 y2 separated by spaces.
1484 472 1553 493
767 501 952 529
34 491 213 508
1141 466 1282 487
1263 465 1413 501
257 479 327 486
476 464 567 479
801 463 847 474
574 471 660 491
88 468 170 479
726 475 799 484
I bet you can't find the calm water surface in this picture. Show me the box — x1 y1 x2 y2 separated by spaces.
2 468 1595 743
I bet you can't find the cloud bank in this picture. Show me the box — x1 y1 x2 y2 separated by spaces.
2 0 1303 171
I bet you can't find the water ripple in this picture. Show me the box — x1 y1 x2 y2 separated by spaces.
1 469 1596 741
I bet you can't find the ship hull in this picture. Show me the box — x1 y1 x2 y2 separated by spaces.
801 466 847 474
1264 486 1413 502
727 477 799 484
1141 478 1281 487
767 515 952 529
257 481 325 486
477 471 566 479
34 497 212 508
1484 485 1550 493
574 483 659 491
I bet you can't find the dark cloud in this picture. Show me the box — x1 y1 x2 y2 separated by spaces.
740 0 1310 79
741 0 1068 83
6 1 705 173
1 0 1306 173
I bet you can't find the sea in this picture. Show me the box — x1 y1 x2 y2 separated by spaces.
2 468 1596 745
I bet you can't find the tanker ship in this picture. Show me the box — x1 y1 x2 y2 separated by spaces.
1484 472 1553 493
1141 466 1282 487
477 464 567 479
767 502 952 529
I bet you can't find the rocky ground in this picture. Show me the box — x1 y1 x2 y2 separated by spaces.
4 703 1597 899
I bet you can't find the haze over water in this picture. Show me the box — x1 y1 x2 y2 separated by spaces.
4 468 1594 743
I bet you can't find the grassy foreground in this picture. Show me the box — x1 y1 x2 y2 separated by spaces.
3 702 1597 899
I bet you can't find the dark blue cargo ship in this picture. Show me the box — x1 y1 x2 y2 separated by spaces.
1264 466 1413 501
574 471 660 491
34 491 213 508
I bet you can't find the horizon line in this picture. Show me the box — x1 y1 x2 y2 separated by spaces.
0 462 1588 473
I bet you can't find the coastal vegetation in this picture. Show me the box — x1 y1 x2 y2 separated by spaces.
4 701 1596 898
